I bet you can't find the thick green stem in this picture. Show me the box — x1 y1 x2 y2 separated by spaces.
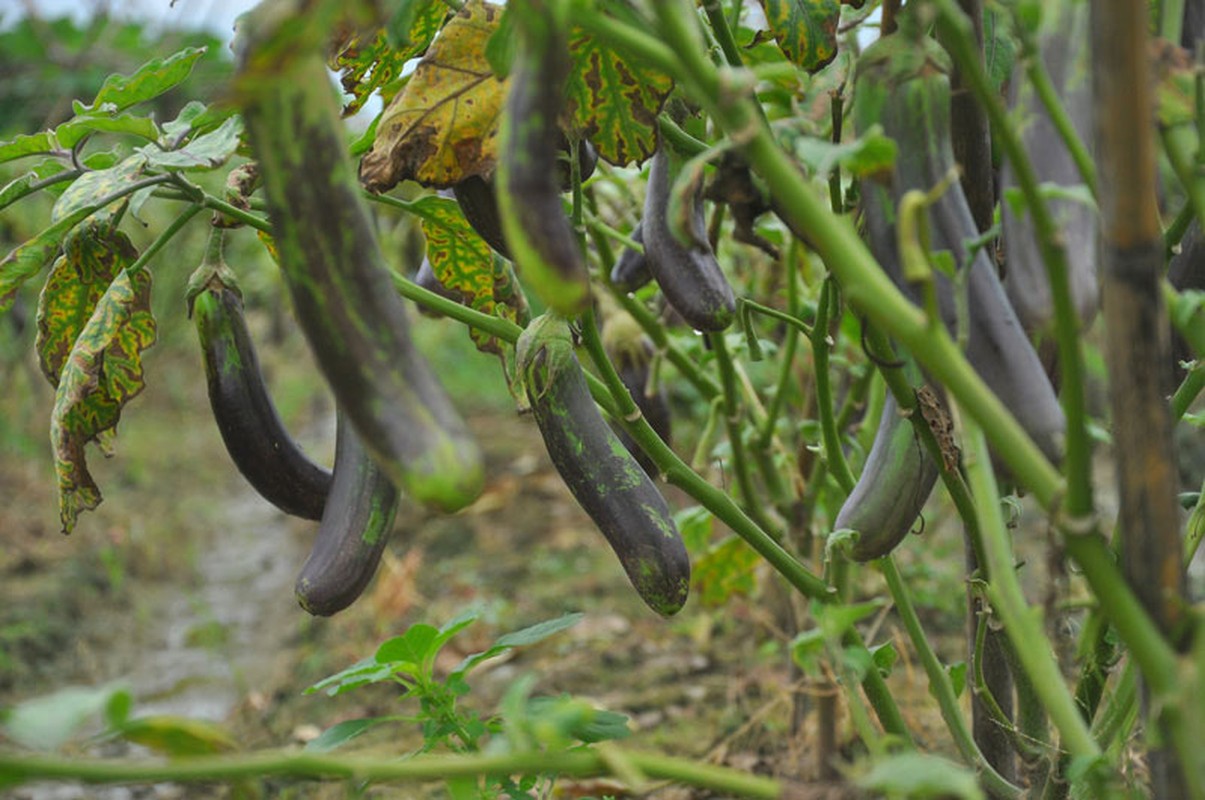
0 748 782 798
811 280 856 496
126 204 204 275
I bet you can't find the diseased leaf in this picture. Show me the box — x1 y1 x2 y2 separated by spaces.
693 535 759 607
360 0 507 191
51 154 149 223
331 0 447 116
415 195 529 354
0 132 55 165
36 222 139 386
0 204 102 313
565 27 673 167
51 268 157 534
138 115 243 170
758 0 841 72
55 113 160 149
73 47 207 115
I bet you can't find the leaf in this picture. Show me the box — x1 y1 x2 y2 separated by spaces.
54 113 160 149
415 195 529 354
564 26 673 167
36 222 139 386
857 752 985 800
672 505 714 552
74 47 208 115
451 612 582 679
947 661 968 699
0 132 55 165
791 125 897 179
758 0 841 73
693 534 760 607
360 0 507 191
0 684 131 751
51 154 149 223
332 0 448 116
304 717 391 752
0 204 102 314
138 115 243 171
376 623 441 670
162 100 209 141
117 716 236 756
51 268 157 534
305 657 399 697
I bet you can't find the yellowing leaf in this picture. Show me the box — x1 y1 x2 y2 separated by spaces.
360 0 507 191
36 221 139 386
565 28 673 167
118 715 237 757
759 0 841 73
52 268 157 534
416 195 528 354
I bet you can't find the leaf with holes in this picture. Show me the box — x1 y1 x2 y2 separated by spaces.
36 222 139 387
51 268 156 534
360 0 506 191
416 195 528 354
759 0 841 73
565 27 673 167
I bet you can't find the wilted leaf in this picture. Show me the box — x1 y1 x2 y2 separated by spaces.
51 154 148 223
0 132 55 165
415 195 529 353
0 204 103 313
137 115 243 170
360 0 507 191
565 27 673 167
36 221 139 386
73 47 207 115
51 268 157 533
759 0 841 72
117 716 237 756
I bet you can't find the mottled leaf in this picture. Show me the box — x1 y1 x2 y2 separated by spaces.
55 112 160 149
0 204 101 313
415 195 529 353
36 222 138 387
51 268 157 534
73 47 207 115
759 0 841 72
565 27 673 167
0 132 55 165
138 115 243 170
51 154 148 223
331 0 447 116
360 0 507 191
693 535 759 607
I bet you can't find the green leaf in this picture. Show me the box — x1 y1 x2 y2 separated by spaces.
870 641 898 676
416 195 529 354
947 660 968 699
117 716 236 756
51 267 157 533
304 717 391 752
982 6 1016 94
0 172 43 212
137 115 243 171
817 599 883 640
791 125 897 179
565 27 673 166
672 505 715 552
74 47 207 115
0 684 131 751
857 752 985 800
376 623 442 671
493 612 583 649
0 204 102 313
305 657 399 697
162 100 209 141
0 132 55 165
526 696 630 743
51 154 149 223
54 112 160 149
36 222 139 386
758 0 841 73
693 534 759 607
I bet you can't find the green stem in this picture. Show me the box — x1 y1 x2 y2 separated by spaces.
1019 33 1098 196
811 280 856 495
1172 365 1205 420
126 204 204 274
881 557 1023 798
657 115 709 157
757 252 807 448
932 0 1094 523
702 0 743 67
1164 201 1196 254
0 748 781 798
1162 0 1186 43
955 409 1107 781
1162 124 1205 234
